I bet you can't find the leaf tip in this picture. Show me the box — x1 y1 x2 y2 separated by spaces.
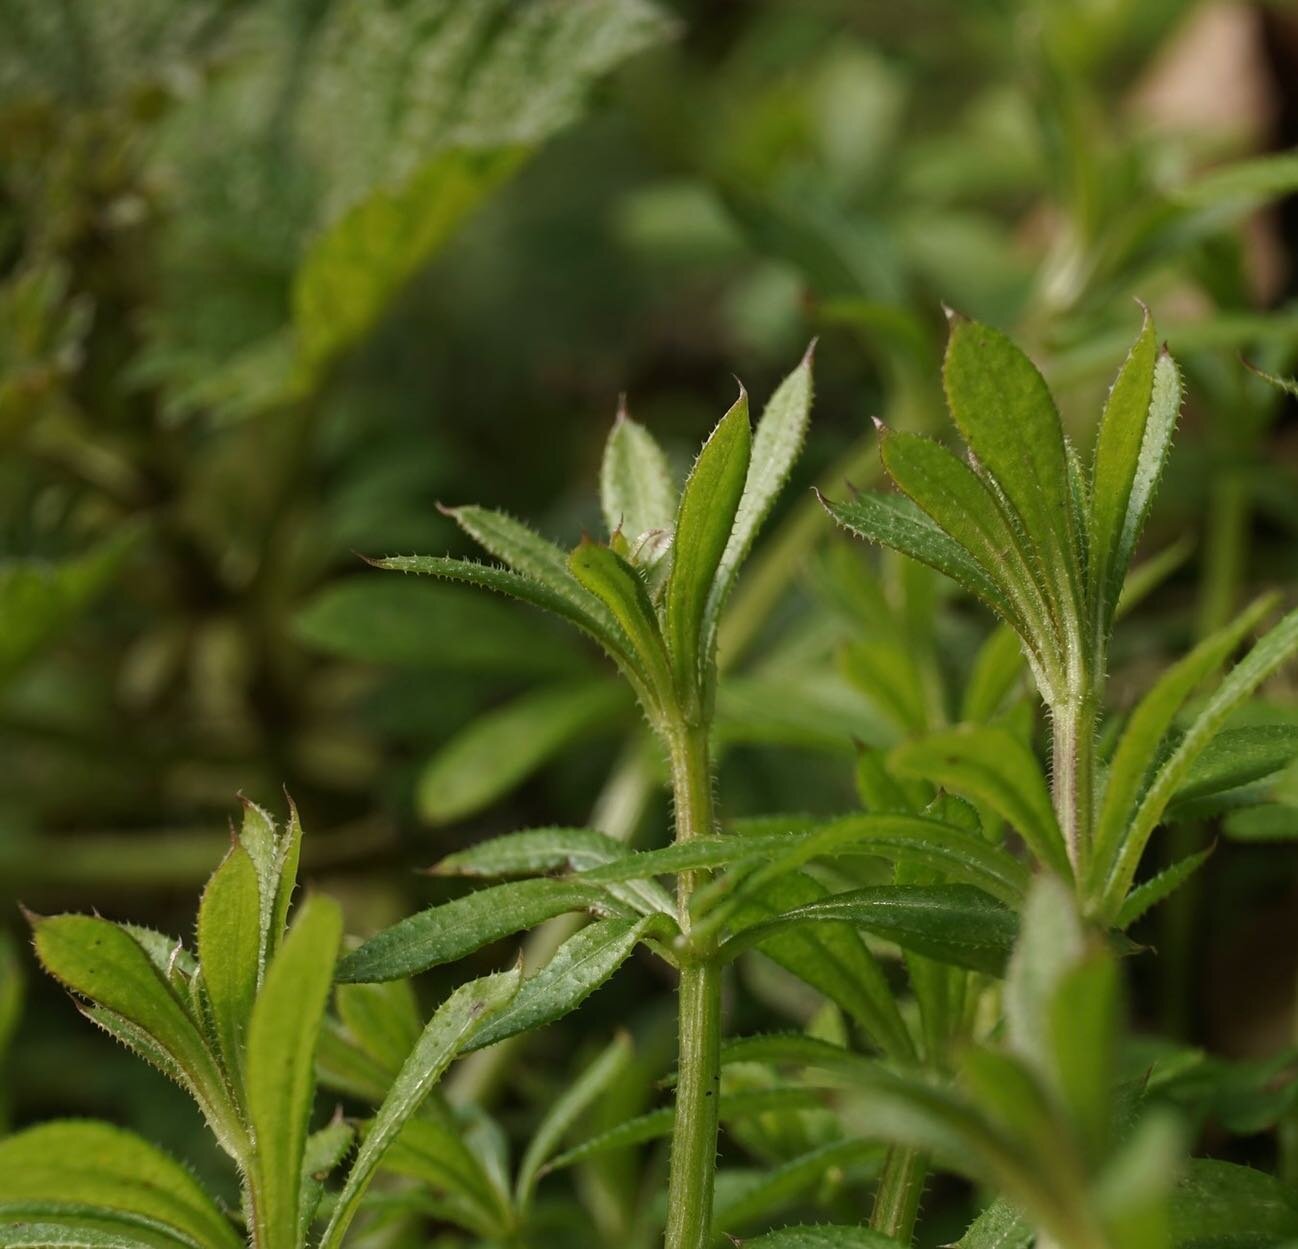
940 301 967 326
802 336 819 367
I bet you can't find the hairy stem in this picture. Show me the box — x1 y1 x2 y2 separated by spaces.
664 719 722 1249
1051 692 1097 875
870 1147 928 1244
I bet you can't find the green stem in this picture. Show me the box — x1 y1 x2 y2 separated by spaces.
664 719 722 1249
1051 692 1097 876
870 1147 927 1244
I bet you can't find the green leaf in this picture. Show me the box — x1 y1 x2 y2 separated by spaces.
876 429 1052 667
245 895 342 1249
1004 875 1084 1078
1171 725 1298 804
1099 606 1298 916
319 968 521 1249
0 533 136 685
433 827 673 915
962 625 1027 723
1175 152 1298 209
334 979 422 1078
568 541 673 703
942 315 1081 640
30 915 242 1157
517 1032 633 1207
600 409 676 542
735 1227 905 1249
722 885 1019 978
1168 1159 1298 1247
713 1140 886 1235
1089 311 1158 643
840 641 929 735
195 842 261 1085
370 553 639 676
1244 361 1298 399
293 578 581 675
415 681 628 824
818 492 1020 629
0 1225 172 1249
954 1199 1031 1249
1047 952 1118 1165
299 1118 355 1243
336 879 623 984
0 931 22 1074
1088 596 1275 900
465 916 669 1052
295 149 523 377
1112 351 1182 609
1114 847 1214 930
665 389 751 706
707 350 815 639
0 1121 241 1249
890 727 1070 878
727 872 915 1063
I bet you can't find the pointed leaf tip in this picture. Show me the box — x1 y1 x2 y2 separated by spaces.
941 302 966 325
802 337 819 366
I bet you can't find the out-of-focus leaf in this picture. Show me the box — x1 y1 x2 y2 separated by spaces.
299 1118 355 1242
722 884 1018 977
336 879 623 984
0 534 135 684
962 625 1026 723
466 916 669 1053
1168 1159 1298 1247
1175 153 1298 209
415 681 629 825
666 390 751 705
246 895 342 1249
600 410 676 543
1224 805 1298 842
890 727 1069 877
1047 953 1117 1165
0 932 21 1071
319 968 521 1249
840 640 928 734
517 1032 633 1206
334 979 422 1079
293 578 581 675
0 1121 240 1249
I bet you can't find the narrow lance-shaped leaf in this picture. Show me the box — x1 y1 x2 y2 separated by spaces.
877 428 1057 680
720 884 1019 978
245 894 342 1249
195 840 261 1086
890 727 1071 879
818 491 1024 643
0 1120 242 1249
336 879 624 984
30 914 244 1157
942 315 1082 645
1113 847 1214 931
705 349 815 645
600 407 676 542
369 555 642 684
1087 595 1275 900
1112 350 1182 601
736 1226 907 1248
665 388 751 710
1098 605 1298 917
516 1031 633 1207
568 540 673 705
319 967 522 1249
1169 724 1298 804
465 915 673 1053
1089 311 1158 646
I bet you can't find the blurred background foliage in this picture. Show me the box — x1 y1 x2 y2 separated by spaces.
3 0 1298 1240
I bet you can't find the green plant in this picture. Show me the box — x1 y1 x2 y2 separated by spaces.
821 309 1298 926
1 800 523 1249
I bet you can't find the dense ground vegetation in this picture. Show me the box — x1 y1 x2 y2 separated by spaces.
3 2 1298 1247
